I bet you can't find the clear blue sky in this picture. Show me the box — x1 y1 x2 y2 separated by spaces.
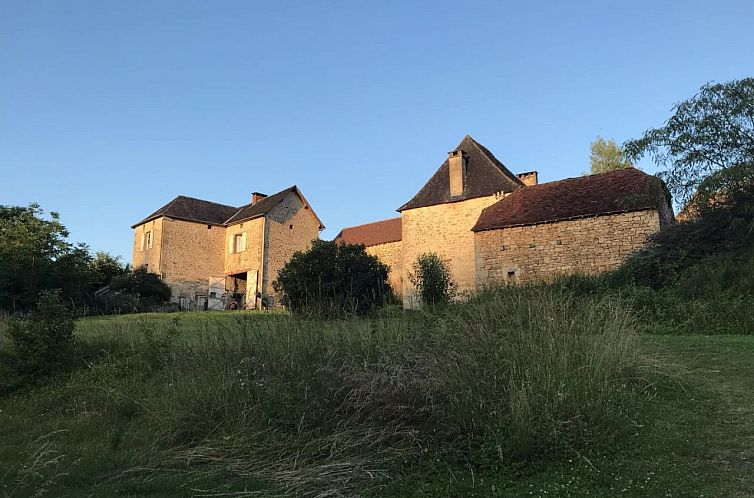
2 0 753 262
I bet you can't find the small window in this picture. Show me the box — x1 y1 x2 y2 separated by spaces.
289 224 293 230
233 233 246 253
145 231 153 249
507 270 516 281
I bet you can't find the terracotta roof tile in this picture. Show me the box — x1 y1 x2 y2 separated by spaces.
334 217 402 247
472 168 670 232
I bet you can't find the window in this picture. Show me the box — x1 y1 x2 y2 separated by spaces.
507 269 516 281
141 230 153 251
232 233 246 253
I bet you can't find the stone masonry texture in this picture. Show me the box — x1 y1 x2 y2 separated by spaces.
401 195 501 307
474 209 661 284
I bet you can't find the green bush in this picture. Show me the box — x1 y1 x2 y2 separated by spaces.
5 289 76 380
273 240 390 315
108 267 171 311
410 252 455 307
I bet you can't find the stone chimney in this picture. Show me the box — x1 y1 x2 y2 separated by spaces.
448 150 467 197
251 192 267 204
517 171 539 187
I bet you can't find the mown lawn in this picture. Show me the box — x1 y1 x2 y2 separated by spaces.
1 312 752 497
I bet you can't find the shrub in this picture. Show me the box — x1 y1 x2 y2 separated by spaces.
109 267 171 311
5 289 76 380
410 252 455 306
273 240 390 315
624 163 754 288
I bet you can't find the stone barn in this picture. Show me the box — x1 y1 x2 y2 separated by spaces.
132 186 324 309
334 217 403 298
333 135 674 307
472 168 674 284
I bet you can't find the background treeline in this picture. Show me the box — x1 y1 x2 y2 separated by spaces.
0 203 170 314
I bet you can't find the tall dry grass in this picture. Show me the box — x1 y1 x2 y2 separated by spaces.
81 285 649 496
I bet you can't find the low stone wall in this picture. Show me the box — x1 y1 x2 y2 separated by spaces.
474 209 661 284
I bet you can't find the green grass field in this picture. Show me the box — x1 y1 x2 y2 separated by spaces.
1 307 753 497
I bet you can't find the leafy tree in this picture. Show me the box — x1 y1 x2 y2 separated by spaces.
90 251 129 289
624 78 754 201
589 136 634 174
273 240 390 316
410 253 455 307
0 204 71 310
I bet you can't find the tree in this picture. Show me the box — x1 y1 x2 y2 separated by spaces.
273 240 390 316
410 253 455 307
624 78 754 201
90 251 129 289
589 136 634 174
0 204 71 310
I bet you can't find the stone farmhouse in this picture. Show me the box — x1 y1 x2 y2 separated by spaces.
336 135 674 307
131 186 323 309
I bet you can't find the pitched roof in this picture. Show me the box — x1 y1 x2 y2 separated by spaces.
132 186 325 229
225 185 325 229
334 217 402 247
131 196 239 228
398 135 524 212
472 168 670 232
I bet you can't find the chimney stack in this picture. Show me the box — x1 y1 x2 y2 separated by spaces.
251 192 267 205
516 171 539 187
448 150 467 197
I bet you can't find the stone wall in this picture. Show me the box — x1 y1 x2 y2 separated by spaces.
132 218 164 274
224 217 265 277
262 192 321 306
365 241 402 299
401 195 500 307
160 218 226 302
474 209 662 284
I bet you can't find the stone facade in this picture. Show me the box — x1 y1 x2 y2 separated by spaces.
131 187 323 309
365 241 402 299
262 193 322 306
474 209 662 284
401 195 501 307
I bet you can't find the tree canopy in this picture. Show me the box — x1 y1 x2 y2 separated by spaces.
624 78 754 201
589 136 634 174
0 203 134 312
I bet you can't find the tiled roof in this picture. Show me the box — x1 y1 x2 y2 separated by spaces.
132 196 239 228
224 186 297 224
132 186 325 229
472 168 670 232
334 217 402 247
398 135 524 212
